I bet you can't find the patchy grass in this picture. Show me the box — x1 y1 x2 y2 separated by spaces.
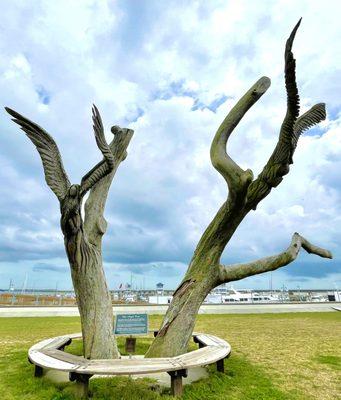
0 313 339 399
315 355 341 370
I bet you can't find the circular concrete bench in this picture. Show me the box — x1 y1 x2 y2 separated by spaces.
28 331 231 398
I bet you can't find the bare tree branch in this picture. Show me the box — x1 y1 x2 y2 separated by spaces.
210 76 270 202
219 232 332 283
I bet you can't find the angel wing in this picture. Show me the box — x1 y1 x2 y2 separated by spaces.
268 18 301 166
80 105 115 196
292 103 326 149
246 19 326 210
5 107 71 202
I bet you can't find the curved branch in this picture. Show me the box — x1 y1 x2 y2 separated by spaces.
219 232 332 283
210 76 270 202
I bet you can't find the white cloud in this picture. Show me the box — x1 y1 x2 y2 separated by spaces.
0 0 340 289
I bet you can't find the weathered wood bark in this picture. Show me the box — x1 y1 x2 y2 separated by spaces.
76 128 133 359
146 20 332 358
61 127 133 359
6 105 133 359
61 188 117 359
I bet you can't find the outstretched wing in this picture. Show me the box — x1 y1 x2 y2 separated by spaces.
80 105 115 196
91 104 114 170
80 158 112 195
246 19 326 210
5 107 71 201
246 19 302 209
269 18 301 165
292 103 326 149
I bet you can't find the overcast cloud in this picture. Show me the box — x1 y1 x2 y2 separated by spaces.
0 0 340 291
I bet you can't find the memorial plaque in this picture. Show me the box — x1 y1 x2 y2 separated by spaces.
114 313 148 336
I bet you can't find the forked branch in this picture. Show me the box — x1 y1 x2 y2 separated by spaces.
219 232 332 283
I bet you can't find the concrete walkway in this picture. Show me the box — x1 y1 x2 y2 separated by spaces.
0 302 339 317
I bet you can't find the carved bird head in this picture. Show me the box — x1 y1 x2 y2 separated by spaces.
60 184 82 235
68 184 80 198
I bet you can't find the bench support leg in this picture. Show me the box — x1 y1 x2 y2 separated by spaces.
193 336 205 349
168 369 187 397
34 365 44 377
58 338 72 352
69 372 92 399
216 358 224 373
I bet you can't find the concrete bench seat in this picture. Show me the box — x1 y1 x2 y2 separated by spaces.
28 332 231 398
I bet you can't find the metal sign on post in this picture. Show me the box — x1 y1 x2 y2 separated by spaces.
114 313 148 336
125 337 136 353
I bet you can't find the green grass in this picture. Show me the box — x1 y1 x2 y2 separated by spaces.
315 355 341 370
0 313 340 400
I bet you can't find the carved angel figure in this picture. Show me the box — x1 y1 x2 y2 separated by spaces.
5 105 132 237
5 104 133 359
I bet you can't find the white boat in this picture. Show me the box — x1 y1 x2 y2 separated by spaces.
310 294 328 302
204 286 280 304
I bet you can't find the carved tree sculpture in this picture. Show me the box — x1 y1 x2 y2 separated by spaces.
6 105 133 359
6 19 332 360
145 19 332 357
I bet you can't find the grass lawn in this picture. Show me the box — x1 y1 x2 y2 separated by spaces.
0 313 340 399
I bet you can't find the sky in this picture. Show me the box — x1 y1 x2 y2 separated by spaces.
0 0 340 291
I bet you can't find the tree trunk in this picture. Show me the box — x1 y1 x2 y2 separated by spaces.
146 202 245 357
62 128 133 360
5 105 133 360
61 191 119 359
145 264 219 357
69 249 118 359
147 22 332 358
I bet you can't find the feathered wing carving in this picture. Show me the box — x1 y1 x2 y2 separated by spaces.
292 103 326 149
266 18 301 167
246 19 326 209
5 107 71 202
246 20 302 207
80 105 115 196
91 104 114 170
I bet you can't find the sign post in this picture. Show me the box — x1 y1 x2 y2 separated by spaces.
114 314 149 356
